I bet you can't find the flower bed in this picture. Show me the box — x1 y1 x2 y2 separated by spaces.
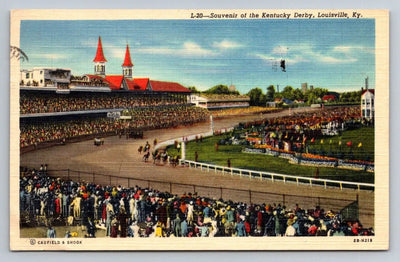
245 145 374 172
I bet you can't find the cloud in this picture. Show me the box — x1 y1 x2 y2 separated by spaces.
317 54 357 64
255 43 363 65
79 39 98 48
137 41 216 57
212 40 242 50
272 46 289 55
254 53 309 65
333 45 375 54
31 53 67 60
181 42 215 56
108 48 125 60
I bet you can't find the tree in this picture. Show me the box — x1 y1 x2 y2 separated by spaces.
304 87 328 104
312 87 328 98
281 86 295 101
339 90 362 103
292 88 304 101
187 86 200 93
247 87 265 106
204 84 232 94
306 92 317 105
266 85 276 101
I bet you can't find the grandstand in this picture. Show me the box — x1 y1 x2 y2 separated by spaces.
189 93 250 110
19 36 207 152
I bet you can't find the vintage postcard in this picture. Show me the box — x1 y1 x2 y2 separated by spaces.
10 9 389 250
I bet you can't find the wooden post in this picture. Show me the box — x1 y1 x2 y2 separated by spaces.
283 194 286 206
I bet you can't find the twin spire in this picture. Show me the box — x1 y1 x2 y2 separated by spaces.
93 36 134 78
93 36 107 63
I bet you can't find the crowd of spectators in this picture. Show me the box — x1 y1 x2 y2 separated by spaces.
20 92 188 114
124 105 209 130
20 105 209 148
210 107 281 118
199 94 250 101
206 102 250 109
260 106 361 132
20 166 373 238
236 106 362 153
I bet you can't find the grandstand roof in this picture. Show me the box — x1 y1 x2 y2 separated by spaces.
85 74 105 82
122 44 133 67
93 36 107 63
104 75 124 90
126 78 149 91
150 80 191 93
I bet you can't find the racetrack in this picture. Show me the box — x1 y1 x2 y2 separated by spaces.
20 107 374 228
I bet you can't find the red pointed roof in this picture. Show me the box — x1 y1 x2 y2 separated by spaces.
361 89 375 96
93 36 107 62
150 80 191 93
122 44 133 67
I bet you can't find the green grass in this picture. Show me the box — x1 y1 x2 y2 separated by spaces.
167 131 375 184
307 127 374 162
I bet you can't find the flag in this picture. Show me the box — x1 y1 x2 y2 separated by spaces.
346 141 352 146
320 139 324 144
358 142 362 148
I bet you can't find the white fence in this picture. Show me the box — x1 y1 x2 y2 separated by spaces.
179 159 374 191
154 130 214 151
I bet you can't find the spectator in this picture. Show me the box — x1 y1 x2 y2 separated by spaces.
19 166 373 238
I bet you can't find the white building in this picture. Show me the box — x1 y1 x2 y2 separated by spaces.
361 89 374 120
20 67 71 88
189 94 250 109
189 94 209 108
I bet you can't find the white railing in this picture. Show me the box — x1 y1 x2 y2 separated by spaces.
154 130 214 151
179 159 375 191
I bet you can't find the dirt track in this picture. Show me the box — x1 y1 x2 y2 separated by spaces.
20 107 375 227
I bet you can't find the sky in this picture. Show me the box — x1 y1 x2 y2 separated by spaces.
20 19 375 94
